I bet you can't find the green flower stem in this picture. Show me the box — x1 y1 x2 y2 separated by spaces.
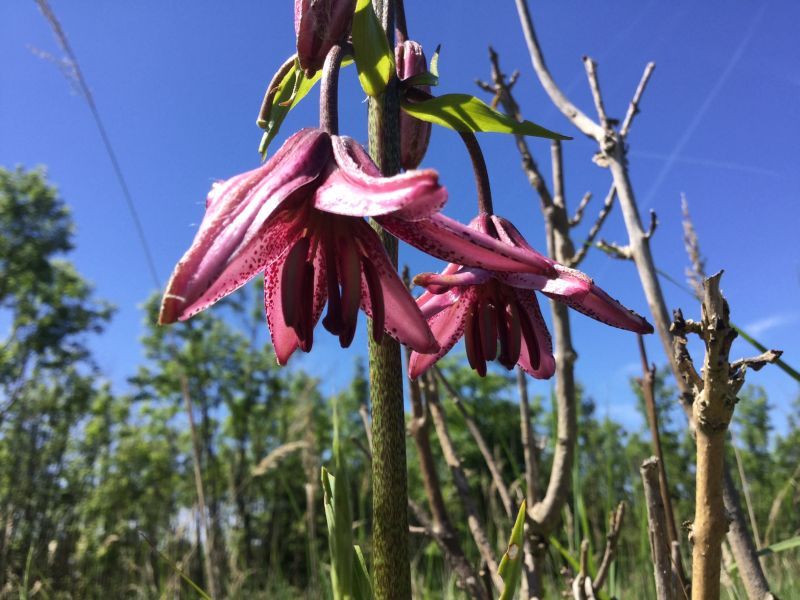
367 2 412 599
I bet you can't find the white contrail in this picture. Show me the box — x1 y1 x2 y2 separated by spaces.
630 149 780 178
641 4 768 211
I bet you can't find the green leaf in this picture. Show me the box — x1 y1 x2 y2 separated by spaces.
401 94 570 139
727 535 800 573
351 0 394 96
139 531 212 600
549 535 581 573
429 45 441 78
321 400 359 600
403 71 439 88
497 500 526 600
759 535 800 557
352 544 372 600
258 57 354 158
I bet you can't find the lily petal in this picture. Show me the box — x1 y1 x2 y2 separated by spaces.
379 212 558 276
353 219 438 353
515 290 556 379
265 237 328 365
408 288 477 379
413 266 491 293
160 129 330 323
418 286 463 320
313 135 447 220
490 214 551 261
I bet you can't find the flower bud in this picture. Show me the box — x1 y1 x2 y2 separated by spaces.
295 0 356 74
396 40 432 170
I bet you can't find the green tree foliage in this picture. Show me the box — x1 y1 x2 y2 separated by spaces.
1 167 798 597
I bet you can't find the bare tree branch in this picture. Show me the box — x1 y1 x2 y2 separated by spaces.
638 336 688 590
620 62 656 138
596 238 633 261
643 209 658 240
592 502 626 593
477 47 553 210
434 367 513 518
570 185 616 267
408 500 489 600
513 0 604 140
424 373 504 592
675 273 780 600
641 457 678 600
568 192 593 227
583 57 611 130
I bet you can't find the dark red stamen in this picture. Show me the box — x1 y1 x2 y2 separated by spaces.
479 300 498 361
322 232 343 335
465 307 487 377
297 259 316 352
281 236 311 329
517 298 541 370
503 300 522 368
337 236 361 348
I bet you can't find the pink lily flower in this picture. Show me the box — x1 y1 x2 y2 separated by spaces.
407 213 653 379
160 127 450 364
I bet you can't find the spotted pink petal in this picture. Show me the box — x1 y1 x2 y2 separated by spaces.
313 135 447 220
515 290 556 379
490 214 551 261
418 286 463 320
408 287 477 379
264 236 329 365
414 262 460 308
159 129 330 324
506 264 651 333
353 219 438 353
378 212 557 276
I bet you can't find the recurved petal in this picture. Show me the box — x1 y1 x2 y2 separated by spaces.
418 286 463 320
515 290 556 379
413 266 491 293
159 129 330 324
408 287 477 379
313 135 447 220
378 212 557 276
352 219 438 353
490 214 551 261
542 264 653 333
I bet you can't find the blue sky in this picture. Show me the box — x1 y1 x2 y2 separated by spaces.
2 1 798 432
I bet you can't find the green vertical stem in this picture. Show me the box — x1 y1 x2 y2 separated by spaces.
367 1 411 599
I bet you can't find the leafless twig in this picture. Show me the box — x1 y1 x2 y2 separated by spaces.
434 367 513 518
620 62 656 138
641 457 678 600
672 273 781 600
423 373 504 592
592 502 626 593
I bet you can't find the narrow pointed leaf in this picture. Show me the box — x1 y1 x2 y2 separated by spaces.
403 71 439 88
498 500 527 600
429 45 441 78
258 57 353 157
352 545 372 600
401 93 570 139
548 535 581 573
351 0 394 96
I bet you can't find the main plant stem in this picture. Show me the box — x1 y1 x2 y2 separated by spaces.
367 1 411 598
